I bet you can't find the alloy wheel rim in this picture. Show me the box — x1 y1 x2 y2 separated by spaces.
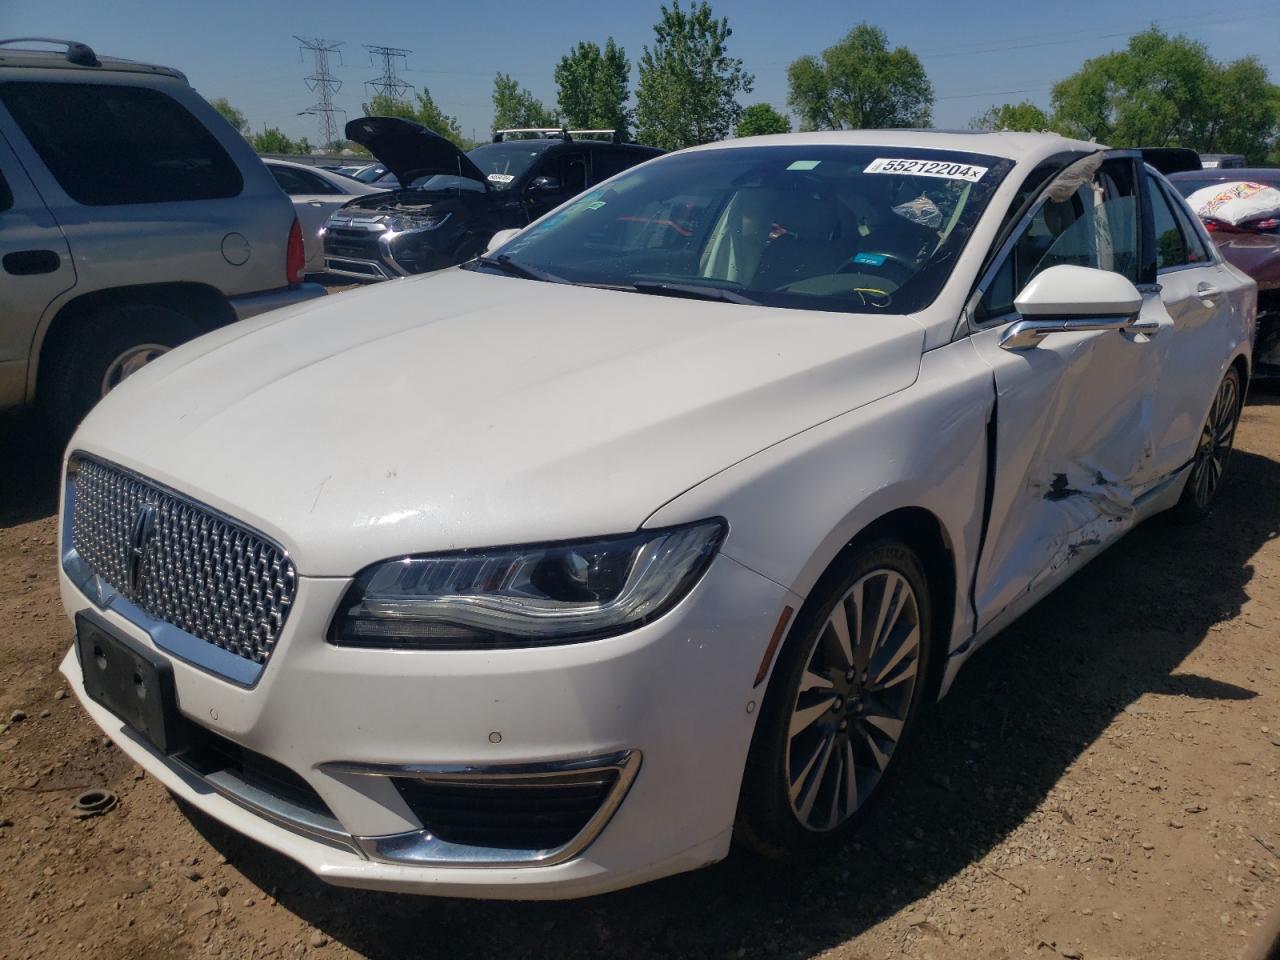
1188 375 1239 510
785 567 922 832
101 343 170 397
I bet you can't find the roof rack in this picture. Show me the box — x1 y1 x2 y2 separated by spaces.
492 127 624 144
0 37 99 67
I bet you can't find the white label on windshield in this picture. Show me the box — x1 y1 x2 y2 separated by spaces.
487 173 515 184
787 160 821 170
864 158 988 182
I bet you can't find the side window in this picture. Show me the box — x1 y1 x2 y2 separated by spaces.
1165 183 1214 264
591 148 640 183
295 169 341 195
561 152 587 195
978 157 1140 321
269 165 310 196
0 168 12 213
1149 178 1192 270
0 81 243 205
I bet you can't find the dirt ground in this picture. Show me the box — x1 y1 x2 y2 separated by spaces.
1 393 1278 960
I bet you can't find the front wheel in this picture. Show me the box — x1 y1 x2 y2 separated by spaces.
1171 366 1243 523
736 539 932 859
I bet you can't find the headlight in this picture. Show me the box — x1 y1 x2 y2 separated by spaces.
330 519 726 649
388 212 451 233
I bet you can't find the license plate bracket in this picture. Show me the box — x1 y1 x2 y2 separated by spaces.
75 613 189 754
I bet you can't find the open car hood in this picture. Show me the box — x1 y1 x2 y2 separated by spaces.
345 116 488 189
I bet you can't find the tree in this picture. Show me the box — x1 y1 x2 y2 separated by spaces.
736 103 791 137
365 90 470 148
1050 28 1279 162
786 23 932 131
635 1 753 150
492 73 557 132
250 127 310 155
210 97 248 136
970 101 1051 132
555 38 632 138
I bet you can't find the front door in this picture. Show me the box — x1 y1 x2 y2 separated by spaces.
968 153 1173 629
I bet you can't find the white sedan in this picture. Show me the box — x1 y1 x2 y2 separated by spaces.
264 159 381 274
57 131 1253 899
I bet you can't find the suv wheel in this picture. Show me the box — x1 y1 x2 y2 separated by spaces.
43 302 200 437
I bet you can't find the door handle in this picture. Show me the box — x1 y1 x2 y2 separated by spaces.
1197 283 1222 299
3 249 61 275
999 315 1130 350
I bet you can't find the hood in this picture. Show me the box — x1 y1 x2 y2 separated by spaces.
74 271 926 576
345 116 488 189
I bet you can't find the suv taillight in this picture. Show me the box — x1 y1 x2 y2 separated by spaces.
286 217 305 286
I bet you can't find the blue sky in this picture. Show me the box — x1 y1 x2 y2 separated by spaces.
7 0 1280 144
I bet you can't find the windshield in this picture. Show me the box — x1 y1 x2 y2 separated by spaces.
354 165 387 183
466 141 555 190
485 145 1013 315
404 173 486 193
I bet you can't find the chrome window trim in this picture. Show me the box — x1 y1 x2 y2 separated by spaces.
321 750 643 868
61 453 298 686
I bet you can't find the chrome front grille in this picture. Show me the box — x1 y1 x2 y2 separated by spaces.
71 457 297 665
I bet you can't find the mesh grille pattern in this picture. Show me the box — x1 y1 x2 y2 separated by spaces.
71 457 296 664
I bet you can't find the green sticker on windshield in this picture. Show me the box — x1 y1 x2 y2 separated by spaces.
585 200 606 210
787 160 821 171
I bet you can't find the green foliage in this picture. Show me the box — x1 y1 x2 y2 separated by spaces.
736 103 791 137
555 38 632 138
786 23 932 131
210 97 248 136
250 127 311 155
365 90 470 148
1050 28 1280 162
636 1 753 150
492 73 557 132
970 101 1051 132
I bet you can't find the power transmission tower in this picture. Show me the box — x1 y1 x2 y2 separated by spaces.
365 45 414 101
295 36 345 148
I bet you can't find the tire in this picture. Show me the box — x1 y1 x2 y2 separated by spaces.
42 302 200 439
735 538 933 860
1170 365 1243 524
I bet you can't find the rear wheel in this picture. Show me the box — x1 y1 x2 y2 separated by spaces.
1171 366 1242 523
42 302 200 438
736 539 932 859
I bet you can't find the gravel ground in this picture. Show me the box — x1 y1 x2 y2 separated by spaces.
0 394 1277 960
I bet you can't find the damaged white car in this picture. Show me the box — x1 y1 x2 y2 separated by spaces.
58 131 1253 899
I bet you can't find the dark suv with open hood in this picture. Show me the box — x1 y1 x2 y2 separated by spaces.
323 117 662 281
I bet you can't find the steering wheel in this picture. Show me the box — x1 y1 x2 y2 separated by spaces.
838 251 917 285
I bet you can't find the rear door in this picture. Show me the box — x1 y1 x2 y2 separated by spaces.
968 152 1175 628
0 130 75 409
1142 170 1243 479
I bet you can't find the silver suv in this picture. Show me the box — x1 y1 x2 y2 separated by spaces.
0 39 324 433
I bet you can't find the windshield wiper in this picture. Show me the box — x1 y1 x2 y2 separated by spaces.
473 254 567 285
629 280 761 306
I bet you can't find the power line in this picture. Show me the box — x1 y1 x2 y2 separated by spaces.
296 36 346 147
365 45 414 100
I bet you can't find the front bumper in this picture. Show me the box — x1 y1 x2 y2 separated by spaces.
227 283 326 321
59 552 792 899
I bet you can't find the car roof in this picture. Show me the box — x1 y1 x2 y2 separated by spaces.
684 129 1102 166
0 44 186 81
1169 168 1280 180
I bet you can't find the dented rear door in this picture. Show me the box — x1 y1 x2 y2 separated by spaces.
966 153 1172 630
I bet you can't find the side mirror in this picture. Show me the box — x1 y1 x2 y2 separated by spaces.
1001 265 1143 350
484 228 522 254
528 176 561 194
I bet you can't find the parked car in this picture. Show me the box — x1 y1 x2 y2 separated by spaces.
1169 167 1280 374
323 117 662 280
60 131 1253 900
263 159 381 275
0 38 323 433
1199 154 1247 169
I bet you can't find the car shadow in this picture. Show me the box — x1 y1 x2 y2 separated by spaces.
178 446 1280 959
0 411 63 528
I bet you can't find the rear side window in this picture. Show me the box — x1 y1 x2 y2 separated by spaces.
592 148 645 182
0 169 11 213
1164 183 1214 264
270 164 340 196
0 82 243 205
1150 179 1190 270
